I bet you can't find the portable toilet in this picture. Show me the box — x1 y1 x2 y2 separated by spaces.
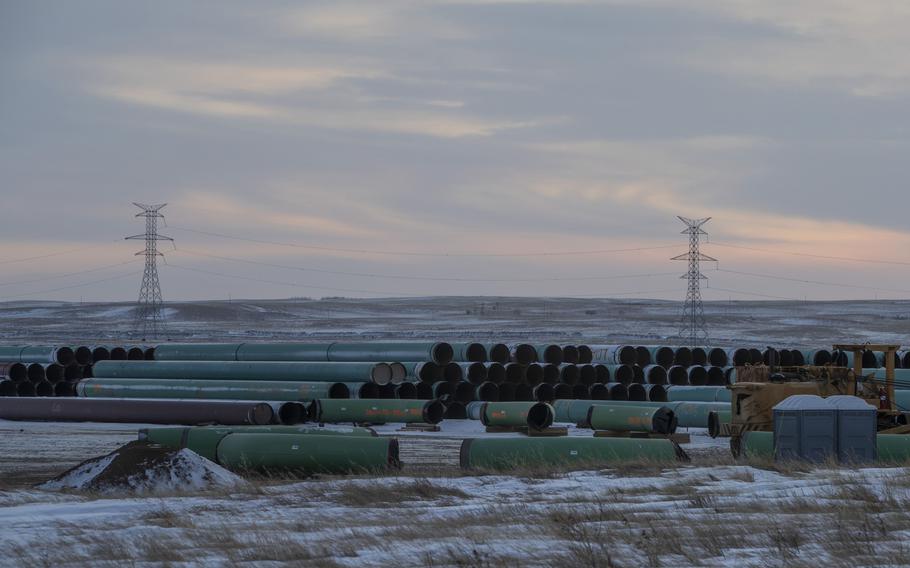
826 395 877 464
773 395 836 463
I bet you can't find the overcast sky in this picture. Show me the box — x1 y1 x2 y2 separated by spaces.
2 1 909 302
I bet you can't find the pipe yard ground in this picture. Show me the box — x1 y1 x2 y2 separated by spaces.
3 298 910 566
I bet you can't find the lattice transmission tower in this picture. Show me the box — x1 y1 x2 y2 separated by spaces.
127 203 173 339
671 216 716 347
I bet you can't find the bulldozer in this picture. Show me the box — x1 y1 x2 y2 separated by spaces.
727 344 906 457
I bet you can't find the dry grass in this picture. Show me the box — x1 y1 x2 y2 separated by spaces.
332 478 469 507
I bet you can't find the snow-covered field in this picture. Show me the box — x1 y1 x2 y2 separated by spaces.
4 463 910 567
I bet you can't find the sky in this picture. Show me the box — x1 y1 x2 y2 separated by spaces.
2 0 910 302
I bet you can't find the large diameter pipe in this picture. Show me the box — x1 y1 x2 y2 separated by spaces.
643 365 667 385
156 342 455 365
687 366 708 386
588 383 609 400
707 348 728 367
733 431 773 460
93 361 393 385
127 347 145 360
270 402 307 425
591 345 636 365
35 381 54 397
577 345 593 364
510 344 538 365
667 365 688 386
513 383 533 402
0 346 75 365
90 346 110 362
451 342 487 363
72 346 93 366
525 363 544 386
55 382 77 397
587 405 676 434
311 399 445 424
504 363 525 384
0 380 16 396
535 344 563 365
474 382 499 402
478 401 554 431
562 399 728 429
460 437 687 470
673 347 693 367
552 383 572 400
558 364 579 385
593 364 609 384
140 425 378 461
644 384 668 402
346 382 382 398
0 397 274 425
444 401 467 419
577 364 596 386
635 347 652 366
542 364 560 384
705 366 726 386
216 433 400 474
484 343 510 364
726 348 749 366
442 362 464 382
572 384 589 399
691 348 707 366
407 361 441 383
802 349 832 366
109 346 128 360
395 382 417 399
605 383 628 400
533 383 555 402
666 386 732 403
483 362 506 384
562 345 580 364
458 362 488 385
0 362 27 382
603 365 634 385
77 378 349 401
627 383 646 401
708 409 732 438
648 347 675 368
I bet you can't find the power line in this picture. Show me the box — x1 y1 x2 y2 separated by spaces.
710 241 910 267
0 240 127 266
171 247 680 283
0 259 142 289
168 225 681 258
165 263 685 299
0 270 144 301
705 285 803 301
673 216 714 346
714 267 910 294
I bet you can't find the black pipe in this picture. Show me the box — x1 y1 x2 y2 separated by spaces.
0 397 274 425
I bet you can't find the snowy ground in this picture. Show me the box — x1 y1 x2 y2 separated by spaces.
4 463 910 567
1 297 909 346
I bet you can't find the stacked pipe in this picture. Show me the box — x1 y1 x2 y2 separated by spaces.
405 342 637 406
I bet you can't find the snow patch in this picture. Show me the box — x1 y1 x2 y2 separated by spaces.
40 444 245 495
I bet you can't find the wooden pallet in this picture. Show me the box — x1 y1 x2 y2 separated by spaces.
485 426 569 437
593 430 691 444
399 423 441 432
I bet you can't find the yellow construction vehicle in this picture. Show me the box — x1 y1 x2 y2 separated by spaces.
727 344 905 456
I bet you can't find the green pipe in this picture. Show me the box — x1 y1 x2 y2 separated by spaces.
153 343 244 361
343 382 380 399
140 425 377 461
587 405 676 434
876 435 910 463
93 361 392 385
451 342 487 363
460 437 686 470
478 401 554 430
603 365 634 385
535 344 564 365
484 343 510 364
406 362 442 383
326 342 453 365
735 431 773 460
552 399 727 428
311 398 445 424
216 433 399 474
155 342 454 365
77 378 349 401
708 409 732 438
666 386 731 403
647 346 675 368
0 346 75 365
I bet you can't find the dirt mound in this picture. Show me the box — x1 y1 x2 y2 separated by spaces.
40 441 246 494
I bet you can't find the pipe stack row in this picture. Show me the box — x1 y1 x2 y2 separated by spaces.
0 344 158 398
